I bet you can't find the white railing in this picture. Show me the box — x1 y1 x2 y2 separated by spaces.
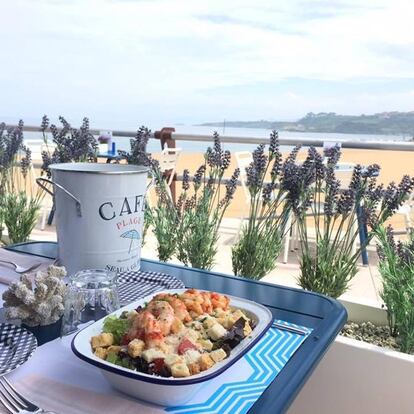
5 124 414 152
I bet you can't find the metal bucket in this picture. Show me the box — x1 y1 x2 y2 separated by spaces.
37 163 149 275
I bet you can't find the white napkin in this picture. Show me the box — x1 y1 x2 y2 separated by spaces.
0 249 54 285
0 375 164 414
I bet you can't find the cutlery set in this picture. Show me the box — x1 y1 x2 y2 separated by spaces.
0 377 57 414
0 261 41 274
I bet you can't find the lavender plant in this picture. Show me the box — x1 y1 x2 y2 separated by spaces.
176 133 239 270
119 126 178 261
41 115 98 177
0 121 25 191
3 193 42 244
232 132 293 279
147 168 179 261
283 145 414 298
118 125 151 166
0 121 44 244
376 226 414 354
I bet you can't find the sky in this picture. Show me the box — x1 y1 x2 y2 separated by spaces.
0 0 413 128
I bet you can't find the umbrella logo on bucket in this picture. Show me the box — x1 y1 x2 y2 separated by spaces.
120 229 141 254
96 194 146 273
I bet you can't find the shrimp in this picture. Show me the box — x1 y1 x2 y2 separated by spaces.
153 293 192 322
146 300 175 335
179 289 218 316
200 291 213 314
210 292 230 310
180 289 205 316
128 310 165 348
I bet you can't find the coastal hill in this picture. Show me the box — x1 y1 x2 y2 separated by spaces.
199 111 414 136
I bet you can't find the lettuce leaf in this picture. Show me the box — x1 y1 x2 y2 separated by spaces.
102 315 131 344
106 351 133 369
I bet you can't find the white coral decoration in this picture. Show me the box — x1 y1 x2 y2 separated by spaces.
2 265 67 327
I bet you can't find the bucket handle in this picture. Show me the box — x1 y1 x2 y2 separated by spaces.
36 177 82 217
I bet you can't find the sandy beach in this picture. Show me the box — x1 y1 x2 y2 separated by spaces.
155 148 414 230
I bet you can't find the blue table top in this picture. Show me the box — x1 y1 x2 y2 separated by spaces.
6 241 347 414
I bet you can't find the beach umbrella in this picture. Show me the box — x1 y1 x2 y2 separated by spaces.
121 229 140 253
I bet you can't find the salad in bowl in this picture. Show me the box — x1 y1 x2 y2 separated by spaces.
90 289 256 378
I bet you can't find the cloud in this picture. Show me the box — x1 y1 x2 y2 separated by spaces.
0 0 413 124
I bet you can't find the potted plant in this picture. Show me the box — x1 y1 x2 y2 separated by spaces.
123 130 240 269
0 121 44 244
282 144 414 299
118 126 178 261
2 265 67 345
175 132 240 270
287 218 414 414
232 131 293 279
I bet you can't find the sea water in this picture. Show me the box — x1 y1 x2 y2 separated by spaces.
20 123 408 156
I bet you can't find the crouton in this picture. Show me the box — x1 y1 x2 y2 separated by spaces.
91 333 114 349
94 347 107 360
107 345 122 354
127 339 145 358
188 362 201 375
218 315 235 329
243 321 252 336
141 348 165 363
199 353 215 371
207 323 227 340
210 348 227 363
203 317 216 329
232 309 249 322
183 349 200 365
170 363 191 378
164 354 184 368
198 339 213 351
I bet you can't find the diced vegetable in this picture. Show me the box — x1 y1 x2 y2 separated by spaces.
102 315 131 344
149 358 166 375
178 338 198 355
106 352 119 364
132 356 149 374
148 358 172 377
106 351 134 369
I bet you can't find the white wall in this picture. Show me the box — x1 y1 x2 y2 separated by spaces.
288 336 414 414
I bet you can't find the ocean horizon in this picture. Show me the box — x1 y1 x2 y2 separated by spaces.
16 120 410 154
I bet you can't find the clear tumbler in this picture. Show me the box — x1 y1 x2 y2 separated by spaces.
61 269 120 336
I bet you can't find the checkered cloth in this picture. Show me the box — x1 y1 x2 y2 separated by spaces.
117 270 185 305
0 323 37 375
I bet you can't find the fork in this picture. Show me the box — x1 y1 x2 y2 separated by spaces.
0 260 41 274
272 321 309 336
0 377 57 414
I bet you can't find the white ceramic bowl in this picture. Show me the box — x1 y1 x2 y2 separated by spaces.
72 289 273 406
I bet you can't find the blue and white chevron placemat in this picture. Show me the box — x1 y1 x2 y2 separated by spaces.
165 320 312 414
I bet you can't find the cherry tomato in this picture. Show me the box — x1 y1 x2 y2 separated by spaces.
178 338 197 355
151 358 165 374
121 334 130 345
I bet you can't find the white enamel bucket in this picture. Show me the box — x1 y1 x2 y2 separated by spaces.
37 163 149 276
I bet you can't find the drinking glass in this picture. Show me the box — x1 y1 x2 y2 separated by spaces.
61 269 120 336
